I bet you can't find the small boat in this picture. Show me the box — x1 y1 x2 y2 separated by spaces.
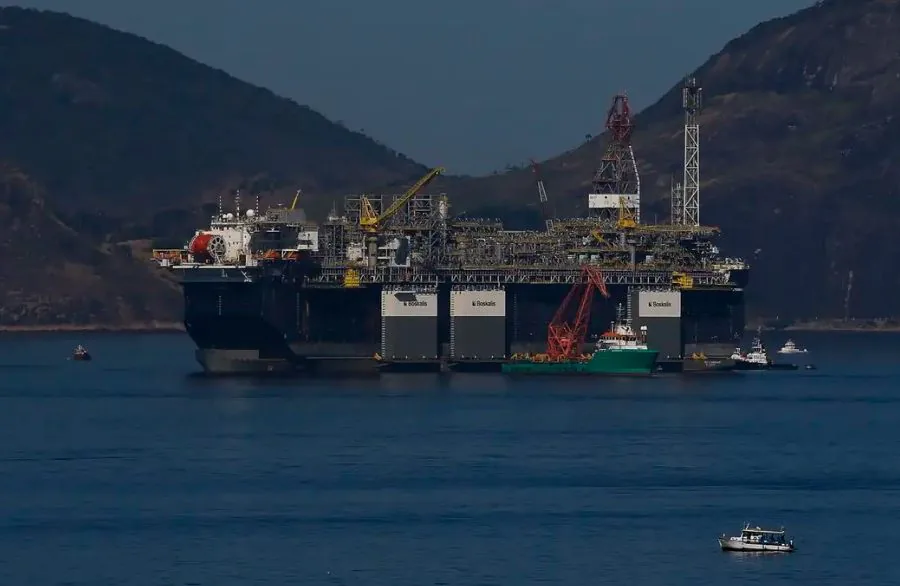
730 330 798 371
777 339 808 354
502 307 658 375
71 344 92 361
719 523 795 553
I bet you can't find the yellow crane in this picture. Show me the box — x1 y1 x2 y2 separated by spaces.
617 196 637 229
360 166 445 233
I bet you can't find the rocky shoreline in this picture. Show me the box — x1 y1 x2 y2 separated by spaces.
0 322 185 333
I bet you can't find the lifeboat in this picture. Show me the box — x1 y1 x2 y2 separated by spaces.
188 232 213 255
188 232 226 260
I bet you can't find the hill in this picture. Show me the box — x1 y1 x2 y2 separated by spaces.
449 0 900 319
0 6 426 222
3 2 900 326
0 164 181 327
0 6 430 327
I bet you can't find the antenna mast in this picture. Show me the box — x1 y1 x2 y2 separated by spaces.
682 77 702 226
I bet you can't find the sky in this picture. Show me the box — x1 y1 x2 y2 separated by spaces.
12 0 817 175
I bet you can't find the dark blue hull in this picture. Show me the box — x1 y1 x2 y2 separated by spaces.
179 263 748 375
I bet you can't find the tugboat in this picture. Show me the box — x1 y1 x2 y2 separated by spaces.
719 523 795 553
777 339 809 354
596 310 653 352
71 344 92 361
503 309 659 376
730 330 798 371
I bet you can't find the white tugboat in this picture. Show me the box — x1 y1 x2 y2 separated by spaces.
719 523 795 553
777 339 808 354
731 329 798 371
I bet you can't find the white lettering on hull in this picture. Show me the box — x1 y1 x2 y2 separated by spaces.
450 289 506 317
381 290 438 317
638 290 682 318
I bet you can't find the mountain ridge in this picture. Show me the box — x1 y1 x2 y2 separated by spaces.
448 0 900 318
2 1 900 324
0 6 428 218
0 5 431 326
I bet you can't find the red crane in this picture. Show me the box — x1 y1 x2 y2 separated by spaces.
547 266 610 360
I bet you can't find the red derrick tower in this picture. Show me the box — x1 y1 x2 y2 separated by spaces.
589 94 641 225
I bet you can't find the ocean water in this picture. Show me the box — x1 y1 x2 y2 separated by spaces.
0 331 897 585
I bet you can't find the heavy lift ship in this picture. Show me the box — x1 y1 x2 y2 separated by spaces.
151 80 749 375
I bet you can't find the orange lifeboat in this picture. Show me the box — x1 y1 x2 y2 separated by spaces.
188 232 213 255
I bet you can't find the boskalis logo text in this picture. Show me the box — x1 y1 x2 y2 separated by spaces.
471 300 497 307
403 300 428 307
648 300 671 308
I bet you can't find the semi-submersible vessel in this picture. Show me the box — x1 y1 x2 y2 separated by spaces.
151 79 750 375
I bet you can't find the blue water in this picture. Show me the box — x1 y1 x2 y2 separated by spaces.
0 331 898 585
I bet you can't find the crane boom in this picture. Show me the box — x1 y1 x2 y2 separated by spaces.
360 166 445 232
547 265 609 359
530 160 553 231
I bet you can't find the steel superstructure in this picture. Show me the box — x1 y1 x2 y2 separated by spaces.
152 78 749 375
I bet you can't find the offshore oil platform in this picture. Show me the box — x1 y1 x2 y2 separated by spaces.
152 78 749 375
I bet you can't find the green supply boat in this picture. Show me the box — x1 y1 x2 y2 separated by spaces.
502 320 659 375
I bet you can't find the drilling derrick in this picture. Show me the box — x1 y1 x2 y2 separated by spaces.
589 94 640 225
682 77 702 226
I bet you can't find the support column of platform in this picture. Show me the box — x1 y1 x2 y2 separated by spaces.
449 287 507 361
380 287 439 361
630 289 683 360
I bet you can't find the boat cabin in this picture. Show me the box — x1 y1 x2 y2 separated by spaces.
596 321 649 350
739 525 788 545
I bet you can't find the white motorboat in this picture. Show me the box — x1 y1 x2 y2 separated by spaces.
731 329 799 371
777 339 808 354
719 523 795 553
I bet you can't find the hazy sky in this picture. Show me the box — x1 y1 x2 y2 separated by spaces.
14 0 816 175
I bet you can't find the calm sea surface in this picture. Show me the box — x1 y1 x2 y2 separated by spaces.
0 331 897 585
